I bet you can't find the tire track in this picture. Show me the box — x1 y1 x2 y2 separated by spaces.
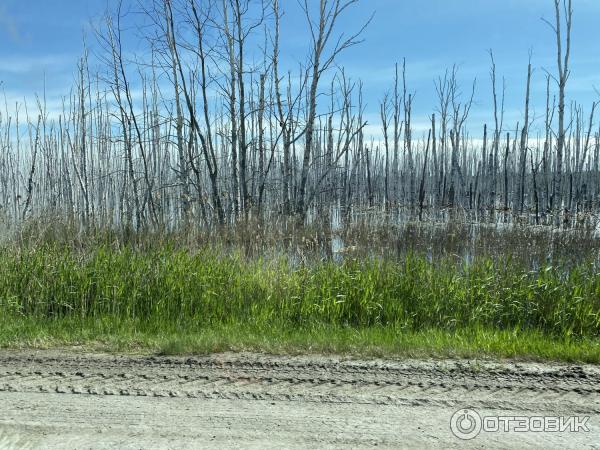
0 351 598 414
1 351 599 449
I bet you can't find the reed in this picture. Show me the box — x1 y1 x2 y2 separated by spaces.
2 242 598 338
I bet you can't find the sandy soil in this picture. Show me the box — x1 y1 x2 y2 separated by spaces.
0 350 598 449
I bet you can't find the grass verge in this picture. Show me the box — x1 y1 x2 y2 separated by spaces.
1 318 599 363
1 244 599 363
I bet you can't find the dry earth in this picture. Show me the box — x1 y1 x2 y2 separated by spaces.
0 350 599 449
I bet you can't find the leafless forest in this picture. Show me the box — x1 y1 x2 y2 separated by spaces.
0 0 597 237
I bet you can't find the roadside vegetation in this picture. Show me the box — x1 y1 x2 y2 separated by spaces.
1 0 598 361
1 222 599 362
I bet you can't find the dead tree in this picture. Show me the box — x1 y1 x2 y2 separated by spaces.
518 57 532 214
545 0 573 213
296 0 371 219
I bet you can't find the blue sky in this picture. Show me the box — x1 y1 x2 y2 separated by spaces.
1 0 599 136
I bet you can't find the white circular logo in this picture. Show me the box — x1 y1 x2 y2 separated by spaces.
450 408 482 440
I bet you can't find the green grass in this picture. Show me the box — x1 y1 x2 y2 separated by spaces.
1 318 599 363
1 244 599 362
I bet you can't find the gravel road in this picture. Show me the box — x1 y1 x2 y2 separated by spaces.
0 350 598 449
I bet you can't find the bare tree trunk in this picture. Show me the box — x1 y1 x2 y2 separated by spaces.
257 73 267 213
504 132 510 218
393 63 401 210
380 94 391 209
222 0 239 219
518 58 532 214
532 153 540 224
419 130 431 221
164 0 190 224
296 0 369 219
550 0 573 214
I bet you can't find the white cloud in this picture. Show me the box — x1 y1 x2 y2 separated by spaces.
0 54 73 75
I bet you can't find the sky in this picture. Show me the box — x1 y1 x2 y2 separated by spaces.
1 0 600 137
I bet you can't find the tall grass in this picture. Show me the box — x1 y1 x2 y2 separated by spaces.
2 243 599 339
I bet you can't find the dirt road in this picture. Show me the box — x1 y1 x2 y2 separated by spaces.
0 350 598 449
